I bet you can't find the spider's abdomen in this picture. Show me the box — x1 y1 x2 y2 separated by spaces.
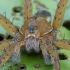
34 10 52 22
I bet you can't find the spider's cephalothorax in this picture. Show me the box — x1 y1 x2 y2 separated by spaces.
0 0 69 70
22 17 53 53
25 18 40 52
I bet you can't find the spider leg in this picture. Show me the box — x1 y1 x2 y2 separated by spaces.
0 41 24 67
11 41 25 64
40 43 60 70
24 0 32 23
52 0 68 29
0 40 14 51
46 45 60 70
54 39 70 50
21 0 32 35
0 14 18 37
40 44 53 65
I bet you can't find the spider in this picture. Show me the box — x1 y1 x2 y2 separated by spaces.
0 0 69 70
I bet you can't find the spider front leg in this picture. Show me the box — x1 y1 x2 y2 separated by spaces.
0 41 24 67
52 0 68 30
54 39 70 50
40 43 60 70
0 40 14 51
0 14 18 37
24 0 32 23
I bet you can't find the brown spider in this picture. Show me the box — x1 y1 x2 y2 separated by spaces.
0 0 69 70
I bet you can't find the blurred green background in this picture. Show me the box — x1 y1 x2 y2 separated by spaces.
0 0 70 70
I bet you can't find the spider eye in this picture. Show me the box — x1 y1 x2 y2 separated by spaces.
27 26 38 33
